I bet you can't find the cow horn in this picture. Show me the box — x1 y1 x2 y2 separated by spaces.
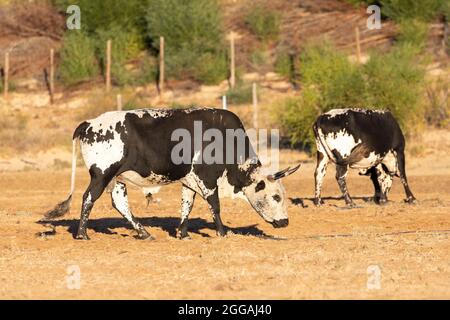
268 163 301 181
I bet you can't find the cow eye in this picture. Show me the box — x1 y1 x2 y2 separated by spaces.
255 181 266 193
272 194 281 202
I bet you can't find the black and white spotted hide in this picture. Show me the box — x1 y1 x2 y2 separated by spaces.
44 108 300 240
313 108 416 207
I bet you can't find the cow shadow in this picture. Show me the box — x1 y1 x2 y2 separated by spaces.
37 216 276 240
290 195 376 207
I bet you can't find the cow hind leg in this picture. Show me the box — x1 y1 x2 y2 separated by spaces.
111 181 153 240
335 165 356 207
177 185 196 240
206 190 226 237
396 149 416 204
76 169 113 240
314 150 329 206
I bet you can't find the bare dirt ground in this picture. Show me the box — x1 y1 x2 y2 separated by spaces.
0 148 449 300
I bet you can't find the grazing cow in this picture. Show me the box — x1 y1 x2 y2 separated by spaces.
313 108 416 207
45 108 300 240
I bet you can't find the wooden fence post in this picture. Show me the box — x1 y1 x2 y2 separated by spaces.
222 95 227 110
159 36 165 96
355 26 361 64
49 48 55 104
229 32 236 89
252 82 258 129
4 52 9 100
117 94 122 111
106 39 111 92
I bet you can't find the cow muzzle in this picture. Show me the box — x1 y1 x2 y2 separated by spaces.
271 218 289 228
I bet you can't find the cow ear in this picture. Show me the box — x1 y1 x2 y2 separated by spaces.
267 163 301 181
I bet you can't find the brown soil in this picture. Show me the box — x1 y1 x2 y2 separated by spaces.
0 154 449 299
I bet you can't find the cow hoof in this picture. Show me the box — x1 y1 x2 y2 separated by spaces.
345 202 359 209
135 229 154 240
404 197 417 204
176 230 191 240
136 232 155 240
75 233 90 240
217 230 227 237
314 198 324 206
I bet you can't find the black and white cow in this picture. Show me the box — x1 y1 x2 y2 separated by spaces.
45 108 300 240
313 108 416 207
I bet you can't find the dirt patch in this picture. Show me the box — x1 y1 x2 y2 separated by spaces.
0 153 449 299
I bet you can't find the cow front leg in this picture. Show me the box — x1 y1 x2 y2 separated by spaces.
368 167 382 204
111 181 153 240
376 165 393 205
314 150 329 206
396 149 416 204
335 164 355 207
206 190 226 237
177 185 196 240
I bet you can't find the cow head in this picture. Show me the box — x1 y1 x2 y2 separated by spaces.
242 164 301 228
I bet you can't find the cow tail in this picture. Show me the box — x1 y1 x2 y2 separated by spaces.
44 138 79 220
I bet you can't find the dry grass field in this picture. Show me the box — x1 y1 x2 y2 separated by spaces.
0 0 448 301
0 148 449 299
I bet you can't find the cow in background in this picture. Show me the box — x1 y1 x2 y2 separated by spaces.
313 108 416 207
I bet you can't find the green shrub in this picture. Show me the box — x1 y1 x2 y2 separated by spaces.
276 42 426 150
145 0 226 84
381 0 446 22
195 52 228 85
134 55 158 86
344 0 447 21
363 43 426 130
274 51 292 78
397 19 428 49
54 0 145 34
245 5 281 42
300 42 367 109
343 0 373 6
58 31 99 85
225 84 254 105
95 27 143 86
249 47 270 70
424 78 449 127
277 92 320 149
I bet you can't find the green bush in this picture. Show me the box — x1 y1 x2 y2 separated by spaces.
95 27 143 86
344 0 447 21
134 55 158 86
249 48 270 69
145 0 226 84
300 42 367 109
195 52 228 85
278 93 319 149
424 78 449 127
54 0 146 34
58 31 99 85
397 19 428 49
274 51 292 78
381 0 446 22
245 5 281 42
225 84 254 105
276 42 426 149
